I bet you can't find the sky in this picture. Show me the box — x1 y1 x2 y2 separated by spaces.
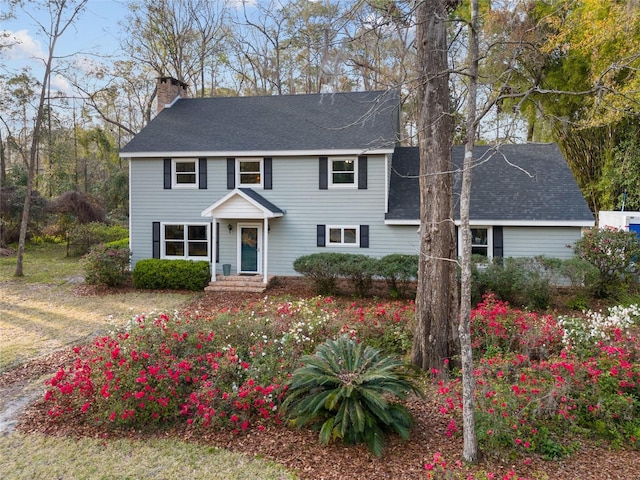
1 0 128 93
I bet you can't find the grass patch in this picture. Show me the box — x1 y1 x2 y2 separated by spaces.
0 243 196 371
0 433 295 479
0 243 81 284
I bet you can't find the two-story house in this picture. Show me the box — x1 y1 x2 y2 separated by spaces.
119 77 594 290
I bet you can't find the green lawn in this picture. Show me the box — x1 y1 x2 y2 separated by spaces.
0 243 296 480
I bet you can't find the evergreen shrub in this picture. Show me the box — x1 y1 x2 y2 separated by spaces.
132 259 210 291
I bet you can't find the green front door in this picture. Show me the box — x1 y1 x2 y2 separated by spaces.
240 225 259 273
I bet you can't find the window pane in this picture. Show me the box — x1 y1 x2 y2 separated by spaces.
472 246 488 257
166 241 184 256
188 225 207 240
175 162 195 173
240 173 261 184
188 242 208 257
332 160 354 172
332 172 354 184
471 228 488 246
329 228 341 243
240 161 260 173
165 225 184 240
176 174 196 184
343 228 357 244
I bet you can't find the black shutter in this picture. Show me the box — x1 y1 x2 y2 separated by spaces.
358 156 368 190
493 226 503 258
163 159 171 189
360 225 369 248
198 158 207 189
264 158 272 189
319 157 328 190
152 222 161 258
227 158 235 189
317 225 326 247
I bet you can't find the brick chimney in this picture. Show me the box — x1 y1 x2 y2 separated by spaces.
157 76 188 113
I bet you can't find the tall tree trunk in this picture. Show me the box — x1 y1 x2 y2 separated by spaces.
411 0 459 373
459 0 480 463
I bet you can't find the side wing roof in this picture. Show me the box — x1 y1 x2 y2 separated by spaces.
387 143 594 225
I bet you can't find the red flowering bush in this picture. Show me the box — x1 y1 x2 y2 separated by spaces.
44 312 287 431
471 294 564 359
436 295 640 460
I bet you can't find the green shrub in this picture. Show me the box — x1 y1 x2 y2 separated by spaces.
132 259 210 291
293 253 344 294
67 222 129 256
82 244 130 287
471 257 552 309
378 254 418 299
336 254 377 297
574 227 640 298
282 335 422 457
558 256 599 289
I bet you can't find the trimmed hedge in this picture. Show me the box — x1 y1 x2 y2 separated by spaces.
132 259 211 291
377 254 419 299
293 253 418 297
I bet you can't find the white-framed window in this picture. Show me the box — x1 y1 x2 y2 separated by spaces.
329 157 357 187
458 226 493 259
237 158 263 188
162 223 209 259
327 225 359 246
172 158 198 188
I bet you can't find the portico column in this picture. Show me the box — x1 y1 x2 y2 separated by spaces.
263 217 269 284
210 219 217 282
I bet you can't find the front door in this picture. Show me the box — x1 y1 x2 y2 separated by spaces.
239 224 261 274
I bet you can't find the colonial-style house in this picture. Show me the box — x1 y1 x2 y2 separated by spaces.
119 77 594 291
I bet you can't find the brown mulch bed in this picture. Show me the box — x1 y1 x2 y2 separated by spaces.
4 279 640 479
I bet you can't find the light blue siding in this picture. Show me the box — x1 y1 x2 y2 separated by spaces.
129 156 582 277
130 154 419 276
502 227 581 259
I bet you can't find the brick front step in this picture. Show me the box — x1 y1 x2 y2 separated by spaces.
204 275 273 293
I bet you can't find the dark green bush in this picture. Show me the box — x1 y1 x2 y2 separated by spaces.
282 335 422 457
82 244 130 287
378 254 418 298
67 222 129 256
336 254 377 297
132 259 210 291
472 257 552 309
293 253 345 294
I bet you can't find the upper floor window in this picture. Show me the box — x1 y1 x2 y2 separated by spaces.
237 158 263 187
330 158 356 187
163 223 209 259
173 159 198 188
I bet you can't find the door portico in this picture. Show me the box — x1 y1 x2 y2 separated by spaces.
201 188 284 283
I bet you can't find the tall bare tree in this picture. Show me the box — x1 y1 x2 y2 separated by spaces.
411 0 461 372
13 0 88 277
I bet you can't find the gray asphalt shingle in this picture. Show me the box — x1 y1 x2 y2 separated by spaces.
386 143 594 223
120 90 400 155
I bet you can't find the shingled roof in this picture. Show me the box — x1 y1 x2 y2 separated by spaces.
387 143 594 225
120 90 400 157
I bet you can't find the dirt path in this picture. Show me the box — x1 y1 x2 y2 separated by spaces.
0 349 76 434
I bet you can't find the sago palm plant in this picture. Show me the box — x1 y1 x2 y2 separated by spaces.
282 334 423 457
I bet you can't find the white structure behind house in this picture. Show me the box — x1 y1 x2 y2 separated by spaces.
599 211 640 236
